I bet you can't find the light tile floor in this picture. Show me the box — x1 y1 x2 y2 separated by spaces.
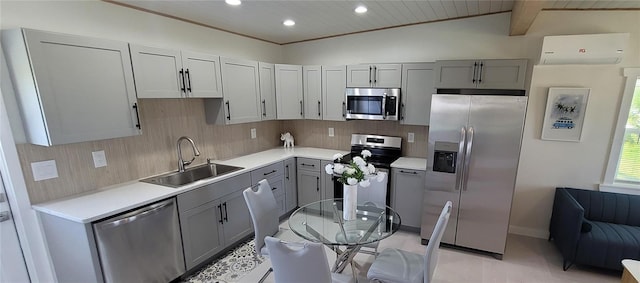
244 221 622 283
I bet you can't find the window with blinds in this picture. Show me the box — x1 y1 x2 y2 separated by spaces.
615 78 640 184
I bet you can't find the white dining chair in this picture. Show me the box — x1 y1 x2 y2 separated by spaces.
367 201 453 283
243 179 291 282
264 236 355 283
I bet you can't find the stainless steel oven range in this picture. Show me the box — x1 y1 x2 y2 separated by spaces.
333 134 402 208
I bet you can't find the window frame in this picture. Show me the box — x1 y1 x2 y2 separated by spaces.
601 68 640 194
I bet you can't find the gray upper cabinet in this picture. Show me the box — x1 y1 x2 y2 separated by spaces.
258 62 277 120
322 65 347 121
434 59 527 90
400 63 436 126
303 65 322 120
346 64 402 88
2 28 141 146
275 64 304 120
130 45 223 98
220 57 262 124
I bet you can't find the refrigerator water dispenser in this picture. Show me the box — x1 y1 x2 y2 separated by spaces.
433 142 458 173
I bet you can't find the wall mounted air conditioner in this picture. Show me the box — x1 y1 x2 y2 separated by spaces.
539 33 630 65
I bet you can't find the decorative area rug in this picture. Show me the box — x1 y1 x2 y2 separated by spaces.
184 239 265 283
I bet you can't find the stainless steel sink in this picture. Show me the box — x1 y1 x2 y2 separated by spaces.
140 163 243 188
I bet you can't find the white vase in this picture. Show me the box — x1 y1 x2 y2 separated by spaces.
343 184 357 221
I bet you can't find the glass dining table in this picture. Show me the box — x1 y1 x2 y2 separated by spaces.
288 199 401 273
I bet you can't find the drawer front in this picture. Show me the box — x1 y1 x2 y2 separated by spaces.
297 158 320 172
251 162 284 184
267 176 285 197
177 172 251 212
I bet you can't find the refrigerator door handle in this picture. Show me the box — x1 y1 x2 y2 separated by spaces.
455 127 467 191
462 126 474 191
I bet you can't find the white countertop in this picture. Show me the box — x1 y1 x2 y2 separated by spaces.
33 147 345 223
391 157 427 171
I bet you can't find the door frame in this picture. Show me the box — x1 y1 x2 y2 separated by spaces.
0 49 56 282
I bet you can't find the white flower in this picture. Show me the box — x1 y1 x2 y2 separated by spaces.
359 179 371 187
332 153 343 161
345 167 356 175
324 164 334 175
347 177 358 185
367 164 376 174
376 171 386 182
333 164 345 174
361 150 372 158
359 164 370 175
353 156 366 167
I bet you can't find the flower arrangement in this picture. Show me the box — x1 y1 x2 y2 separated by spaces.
324 150 386 187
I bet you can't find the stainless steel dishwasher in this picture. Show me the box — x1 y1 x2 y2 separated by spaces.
93 198 185 283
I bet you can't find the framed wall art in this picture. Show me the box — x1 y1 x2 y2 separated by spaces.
541 87 590 142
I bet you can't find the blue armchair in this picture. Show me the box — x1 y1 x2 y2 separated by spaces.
549 187 640 271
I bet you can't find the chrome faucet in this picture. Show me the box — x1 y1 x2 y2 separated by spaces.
177 136 201 172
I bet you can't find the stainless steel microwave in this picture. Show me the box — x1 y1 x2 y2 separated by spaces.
345 88 400 120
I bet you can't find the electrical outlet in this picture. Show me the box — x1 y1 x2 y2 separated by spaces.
408 132 415 143
31 160 58 181
251 128 257 139
92 150 107 168
328 127 335 137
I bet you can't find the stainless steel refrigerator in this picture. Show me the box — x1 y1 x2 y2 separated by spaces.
420 90 527 258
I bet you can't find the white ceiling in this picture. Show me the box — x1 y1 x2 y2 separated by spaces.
109 0 640 45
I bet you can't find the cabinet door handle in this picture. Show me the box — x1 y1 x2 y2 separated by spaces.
373 66 377 84
185 68 192 93
225 101 231 120
262 100 267 117
218 204 224 224
369 66 372 84
400 170 417 175
223 202 228 222
400 103 405 121
301 163 315 167
132 103 141 129
179 69 186 94
472 62 478 83
272 186 277 191
300 100 303 116
316 176 319 192
263 169 277 176
285 165 290 180
317 101 321 117
478 62 484 84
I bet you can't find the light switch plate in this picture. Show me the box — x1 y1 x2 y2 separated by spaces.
408 132 415 143
92 150 107 168
328 127 335 137
31 160 58 181
251 128 257 139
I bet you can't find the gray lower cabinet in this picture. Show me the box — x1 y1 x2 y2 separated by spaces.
391 168 426 229
297 158 334 206
177 172 252 270
284 158 297 212
297 158 322 206
251 161 287 216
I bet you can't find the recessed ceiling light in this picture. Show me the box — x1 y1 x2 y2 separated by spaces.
355 5 368 14
283 19 295 26
225 0 241 6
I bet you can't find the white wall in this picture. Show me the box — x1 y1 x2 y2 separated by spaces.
0 0 282 62
510 11 640 238
283 10 640 238
283 13 526 65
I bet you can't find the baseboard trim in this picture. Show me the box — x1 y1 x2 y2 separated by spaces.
508 225 549 239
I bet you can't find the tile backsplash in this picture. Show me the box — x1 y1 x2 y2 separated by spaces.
16 99 427 203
